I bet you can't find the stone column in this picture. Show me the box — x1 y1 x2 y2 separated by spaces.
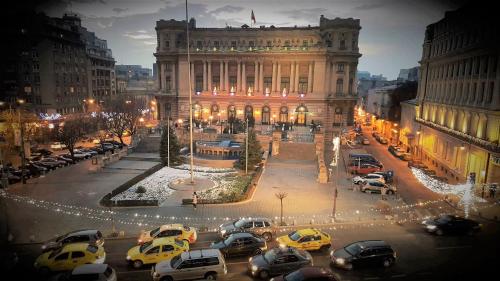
290 62 295 92
237 60 241 92
352 63 358 95
203 60 207 91
219 61 224 91
242 61 247 93
260 61 264 94
277 62 281 92
207 60 212 91
343 63 350 95
161 63 166 92
295 62 300 93
190 62 195 92
172 62 176 91
272 61 276 92
254 61 259 91
225 60 229 92
325 61 331 93
307 62 313 93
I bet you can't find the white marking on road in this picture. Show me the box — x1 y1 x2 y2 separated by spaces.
391 274 406 278
436 245 472 250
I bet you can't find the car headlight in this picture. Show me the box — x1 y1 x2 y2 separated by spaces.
426 225 436 230
251 265 258 272
335 258 345 265
221 229 226 235
126 255 131 260
41 245 46 250
249 257 253 262
138 239 143 243
279 243 286 248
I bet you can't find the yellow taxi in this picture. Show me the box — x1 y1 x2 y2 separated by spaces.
126 237 189 268
276 228 331 251
137 224 197 245
34 243 106 274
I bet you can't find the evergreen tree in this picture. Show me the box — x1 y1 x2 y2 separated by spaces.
235 129 262 170
159 125 182 166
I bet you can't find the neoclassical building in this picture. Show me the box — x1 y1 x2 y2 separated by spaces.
402 5 500 184
153 15 361 142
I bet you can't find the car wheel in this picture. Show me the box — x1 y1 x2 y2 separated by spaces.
262 232 272 242
259 270 269 279
320 244 331 252
436 229 444 236
254 248 262 255
133 260 143 269
383 258 394 267
205 272 217 280
39 267 50 276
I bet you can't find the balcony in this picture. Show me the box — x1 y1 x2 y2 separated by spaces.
415 117 500 153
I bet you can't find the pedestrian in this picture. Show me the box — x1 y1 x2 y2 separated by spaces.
489 184 497 199
192 192 198 209
381 185 388 200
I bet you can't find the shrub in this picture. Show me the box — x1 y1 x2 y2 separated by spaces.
136 186 147 193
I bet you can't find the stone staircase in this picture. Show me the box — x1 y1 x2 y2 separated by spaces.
275 142 317 161
133 134 161 153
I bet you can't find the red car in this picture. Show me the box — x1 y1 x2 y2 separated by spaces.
348 163 381 175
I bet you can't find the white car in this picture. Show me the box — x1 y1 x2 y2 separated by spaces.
352 173 385 185
50 142 66 150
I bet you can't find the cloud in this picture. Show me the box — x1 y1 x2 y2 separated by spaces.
112 7 128 14
123 32 155 40
354 3 386 10
97 20 113 28
143 41 157 45
279 8 329 22
210 5 244 15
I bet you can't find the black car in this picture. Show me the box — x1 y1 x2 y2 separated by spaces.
330 240 396 270
32 160 58 170
56 155 75 164
20 163 47 177
33 148 53 156
248 246 313 279
61 153 85 162
211 232 267 257
422 215 481 236
0 172 21 184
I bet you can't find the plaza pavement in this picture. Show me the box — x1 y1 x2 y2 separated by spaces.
1 136 486 244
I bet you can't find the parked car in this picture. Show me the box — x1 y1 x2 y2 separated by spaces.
372 132 379 138
50 142 67 150
32 160 58 170
352 173 385 185
211 232 267 257
0 171 21 184
422 215 481 236
20 163 47 177
361 138 370 145
61 153 86 162
41 229 104 253
276 228 331 252
399 153 412 161
78 148 98 156
219 218 276 241
408 160 428 169
348 154 383 168
137 224 197 245
34 243 106 275
330 240 396 270
372 171 394 183
51 264 117 281
361 181 396 194
152 249 227 281
73 149 93 158
126 238 189 268
270 267 337 281
377 137 388 144
55 155 75 164
248 246 313 279
348 163 382 175
388 146 404 158
39 158 67 167
33 148 53 156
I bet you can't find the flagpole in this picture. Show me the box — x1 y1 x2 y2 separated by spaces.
186 0 194 185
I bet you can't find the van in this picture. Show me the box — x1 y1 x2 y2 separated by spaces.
152 249 227 281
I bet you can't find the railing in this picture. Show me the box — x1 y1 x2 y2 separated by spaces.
415 117 500 153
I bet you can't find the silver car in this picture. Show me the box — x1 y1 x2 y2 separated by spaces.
152 249 227 281
41 229 104 252
50 264 116 281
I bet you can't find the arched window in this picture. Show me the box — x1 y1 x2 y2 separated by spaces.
279 106 288 123
262 106 271 125
333 107 343 126
244 105 253 120
295 105 308 125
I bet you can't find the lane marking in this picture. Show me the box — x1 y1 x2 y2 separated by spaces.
436 245 472 250
391 274 406 278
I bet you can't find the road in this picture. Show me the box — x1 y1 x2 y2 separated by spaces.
8 220 499 281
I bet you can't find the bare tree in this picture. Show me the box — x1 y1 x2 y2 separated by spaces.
275 191 288 226
54 116 89 157
101 96 142 144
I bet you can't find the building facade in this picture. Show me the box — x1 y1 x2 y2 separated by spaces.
406 5 500 184
397 67 419 82
154 16 361 142
116 64 152 80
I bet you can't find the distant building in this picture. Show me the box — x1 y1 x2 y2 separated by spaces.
152 63 158 80
357 71 371 80
397 67 419 82
115 65 152 80
357 71 395 110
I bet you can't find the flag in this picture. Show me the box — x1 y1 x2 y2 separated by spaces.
251 10 256 25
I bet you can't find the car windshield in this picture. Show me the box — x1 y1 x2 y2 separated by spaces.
345 243 362 256
288 231 302 241
437 216 452 224
150 227 161 237
284 270 305 281
139 241 153 253
234 219 247 228
263 249 277 263
171 254 183 268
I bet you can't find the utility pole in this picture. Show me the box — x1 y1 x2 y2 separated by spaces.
185 0 194 184
245 118 249 175
167 114 170 167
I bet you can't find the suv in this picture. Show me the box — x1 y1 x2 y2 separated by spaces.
219 218 276 241
152 249 227 281
41 229 104 252
330 240 396 270
361 181 396 194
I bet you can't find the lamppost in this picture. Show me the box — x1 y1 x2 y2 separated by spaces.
245 118 249 175
167 114 171 167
